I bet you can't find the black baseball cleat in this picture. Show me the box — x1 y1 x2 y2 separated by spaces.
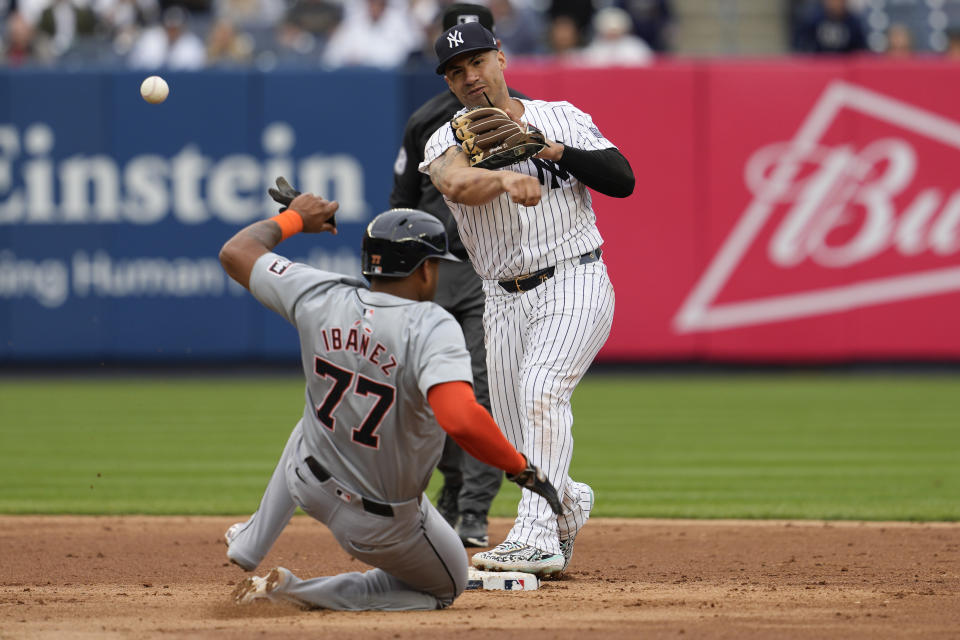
456 511 489 547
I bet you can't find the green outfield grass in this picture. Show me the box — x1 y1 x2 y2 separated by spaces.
0 373 957 520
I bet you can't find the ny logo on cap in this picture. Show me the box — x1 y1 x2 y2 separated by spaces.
447 29 464 48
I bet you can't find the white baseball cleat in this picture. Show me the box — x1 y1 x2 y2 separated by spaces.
559 483 594 572
471 541 564 577
232 567 291 605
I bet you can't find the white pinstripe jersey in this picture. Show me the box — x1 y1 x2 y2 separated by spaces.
419 99 615 281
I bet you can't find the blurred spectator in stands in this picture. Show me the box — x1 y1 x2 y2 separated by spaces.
581 6 653 66
4 11 33 65
408 0 438 32
321 0 421 69
885 22 912 58
947 26 960 58
36 0 99 57
402 2 442 70
14 0 53 27
286 0 341 39
96 0 159 35
127 5 205 68
4 10 53 64
489 0 543 56
206 17 253 66
163 0 212 16
794 0 865 54
792 0 867 54
614 0 673 52
253 18 320 69
546 13 582 61
95 0 160 58
213 0 284 29
251 0 339 70
549 0 595 38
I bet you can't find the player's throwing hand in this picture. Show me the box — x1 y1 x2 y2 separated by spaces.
500 173 541 206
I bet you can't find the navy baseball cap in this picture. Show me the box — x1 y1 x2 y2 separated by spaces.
435 21 499 75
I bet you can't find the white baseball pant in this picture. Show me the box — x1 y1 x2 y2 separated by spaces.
482 258 614 554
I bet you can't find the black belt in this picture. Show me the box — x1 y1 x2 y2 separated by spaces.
304 456 394 517
497 249 602 293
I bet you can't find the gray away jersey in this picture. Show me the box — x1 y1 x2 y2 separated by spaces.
250 253 473 503
420 99 614 281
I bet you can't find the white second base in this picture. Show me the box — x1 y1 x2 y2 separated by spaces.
466 568 539 591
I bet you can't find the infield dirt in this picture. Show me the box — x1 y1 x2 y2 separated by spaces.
1 516 957 639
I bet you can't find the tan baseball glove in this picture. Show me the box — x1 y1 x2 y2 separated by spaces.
450 106 547 170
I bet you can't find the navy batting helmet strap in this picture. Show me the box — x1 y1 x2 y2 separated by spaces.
362 209 460 278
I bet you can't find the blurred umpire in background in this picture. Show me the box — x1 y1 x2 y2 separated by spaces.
390 3 529 549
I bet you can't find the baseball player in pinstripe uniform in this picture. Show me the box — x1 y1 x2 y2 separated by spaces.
391 3 531 548
421 22 635 577
219 194 561 610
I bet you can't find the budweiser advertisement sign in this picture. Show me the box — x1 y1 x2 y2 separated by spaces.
676 80 960 334
508 62 960 359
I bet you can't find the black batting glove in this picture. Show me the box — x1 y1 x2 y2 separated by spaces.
268 176 300 212
507 455 562 515
268 176 337 228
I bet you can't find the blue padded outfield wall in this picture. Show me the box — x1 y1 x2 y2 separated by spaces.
0 69 438 362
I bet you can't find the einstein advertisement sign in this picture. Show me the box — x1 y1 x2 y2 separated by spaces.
0 70 397 359
0 122 364 307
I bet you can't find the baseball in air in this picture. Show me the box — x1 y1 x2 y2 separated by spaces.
140 76 169 104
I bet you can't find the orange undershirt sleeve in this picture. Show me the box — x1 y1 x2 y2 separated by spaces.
427 381 526 476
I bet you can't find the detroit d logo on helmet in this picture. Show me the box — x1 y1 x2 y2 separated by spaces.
447 29 464 48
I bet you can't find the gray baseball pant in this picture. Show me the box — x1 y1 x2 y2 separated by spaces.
227 423 468 610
